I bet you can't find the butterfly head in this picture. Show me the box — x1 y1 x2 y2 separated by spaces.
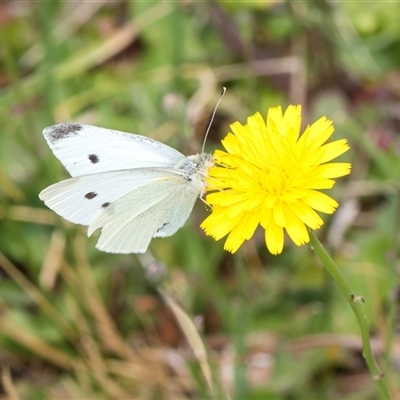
187 152 214 194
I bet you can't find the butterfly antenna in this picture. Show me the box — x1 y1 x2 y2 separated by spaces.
201 87 226 154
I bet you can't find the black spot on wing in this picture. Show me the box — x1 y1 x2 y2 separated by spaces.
85 191 97 199
88 154 99 164
157 222 170 233
44 123 82 143
101 202 110 208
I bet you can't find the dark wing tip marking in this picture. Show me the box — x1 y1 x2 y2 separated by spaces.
85 191 97 200
101 202 110 208
88 154 99 164
44 123 82 143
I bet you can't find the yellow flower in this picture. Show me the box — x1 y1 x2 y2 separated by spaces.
201 105 351 255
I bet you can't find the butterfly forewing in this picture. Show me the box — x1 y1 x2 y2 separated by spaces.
43 123 191 177
39 168 188 226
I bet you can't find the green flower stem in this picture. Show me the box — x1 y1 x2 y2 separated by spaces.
308 230 392 400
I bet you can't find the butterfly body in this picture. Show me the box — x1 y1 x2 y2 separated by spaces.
39 123 213 253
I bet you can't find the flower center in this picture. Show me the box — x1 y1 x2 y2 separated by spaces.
259 165 290 195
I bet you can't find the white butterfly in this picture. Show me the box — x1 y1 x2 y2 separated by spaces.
39 123 214 253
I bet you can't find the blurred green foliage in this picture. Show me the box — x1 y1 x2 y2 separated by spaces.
1 1 400 399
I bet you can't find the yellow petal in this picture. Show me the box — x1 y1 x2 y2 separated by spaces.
265 222 284 255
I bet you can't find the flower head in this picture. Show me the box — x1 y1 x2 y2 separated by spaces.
201 105 351 255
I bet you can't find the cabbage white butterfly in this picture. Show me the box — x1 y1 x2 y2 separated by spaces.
39 90 225 253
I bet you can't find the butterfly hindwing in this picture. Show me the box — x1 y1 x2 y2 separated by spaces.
88 175 199 253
